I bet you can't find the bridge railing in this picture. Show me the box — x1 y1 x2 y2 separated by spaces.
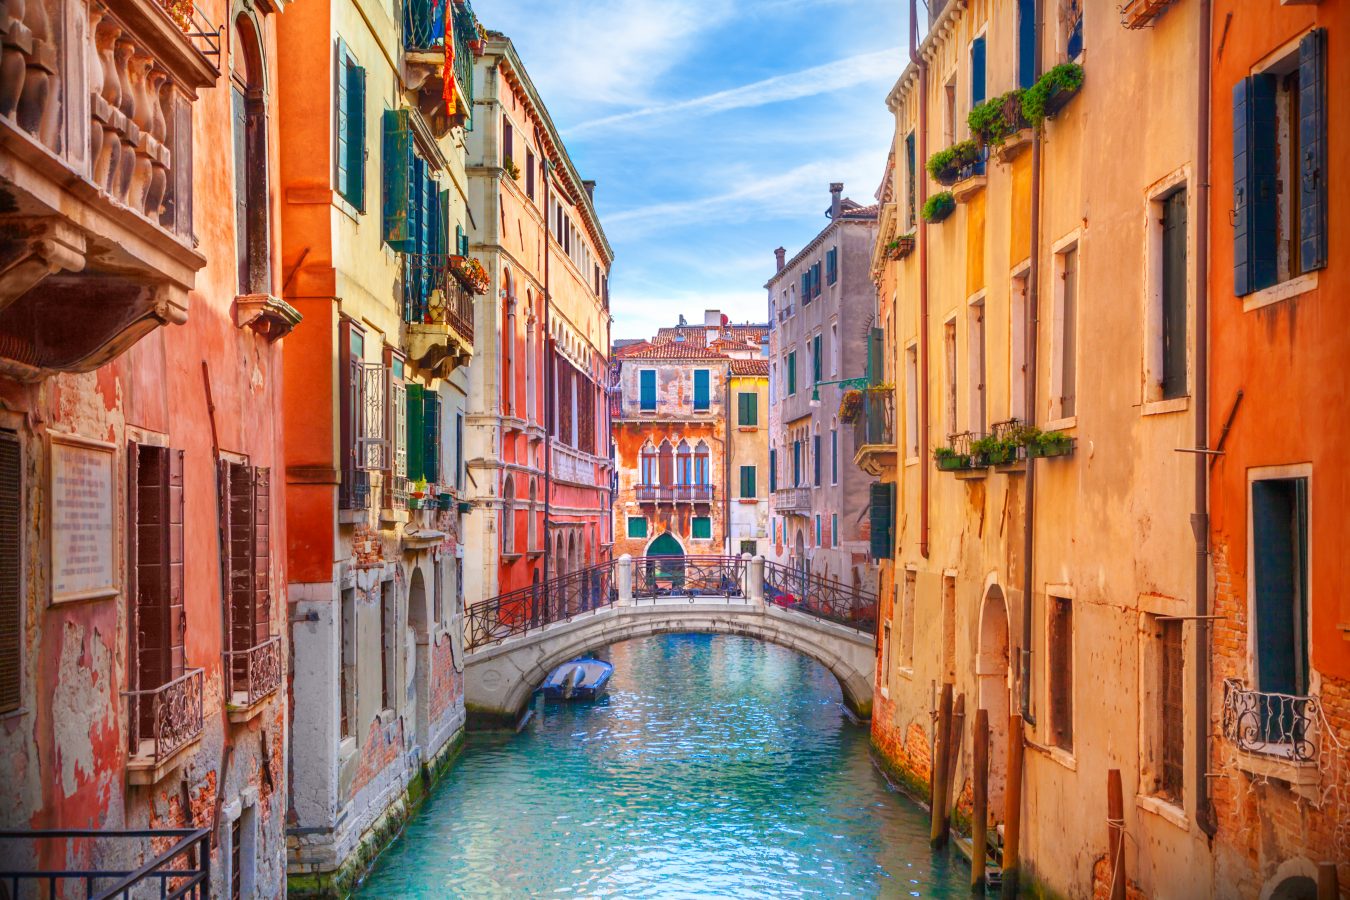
631 555 746 600
465 561 618 652
763 561 878 634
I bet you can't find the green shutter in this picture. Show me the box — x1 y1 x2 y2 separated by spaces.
869 482 894 560
1298 29 1327 273
694 369 710 410
382 109 413 249
769 448 777 492
406 384 425 481
692 516 711 540
640 369 656 410
787 352 797 395
740 465 755 498
628 516 648 538
738 392 757 427
868 327 885 384
347 61 366 209
423 391 441 483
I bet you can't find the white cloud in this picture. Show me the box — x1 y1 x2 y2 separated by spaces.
565 46 901 135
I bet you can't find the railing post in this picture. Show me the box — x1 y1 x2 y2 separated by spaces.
617 554 634 606
749 555 765 605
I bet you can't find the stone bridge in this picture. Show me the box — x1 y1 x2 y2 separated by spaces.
463 556 878 726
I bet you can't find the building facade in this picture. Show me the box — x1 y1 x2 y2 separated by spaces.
461 33 614 607
1207 2 1349 896
0 0 292 893
611 313 767 561
727 358 771 558
871 1 1217 897
767 185 880 590
277 0 480 892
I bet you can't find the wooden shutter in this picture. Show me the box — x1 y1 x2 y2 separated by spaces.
233 88 249 292
694 370 709 410
406 384 425 481
136 447 171 700
1159 619 1184 801
1161 190 1188 399
348 60 366 209
971 36 986 105
335 43 351 200
0 432 21 713
1298 29 1326 273
868 482 893 560
227 463 255 659
382 109 413 248
1050 598 1073 751
423 390 442 483
813 435 821 486
1233 75 1277 296
253 468 270 646
168 450 185 677
769 449 776 492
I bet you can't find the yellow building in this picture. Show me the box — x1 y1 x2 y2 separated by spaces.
728 358 771 557
872 2 1213 896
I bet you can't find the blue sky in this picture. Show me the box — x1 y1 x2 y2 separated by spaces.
473 0 907 340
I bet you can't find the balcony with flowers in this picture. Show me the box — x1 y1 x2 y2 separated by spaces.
403 252 481 376
403 0 481 136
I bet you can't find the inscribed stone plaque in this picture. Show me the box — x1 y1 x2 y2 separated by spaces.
51 437 116 602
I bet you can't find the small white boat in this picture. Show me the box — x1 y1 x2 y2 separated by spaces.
539 658 613 701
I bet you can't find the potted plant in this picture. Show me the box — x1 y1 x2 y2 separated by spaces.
1027 429 1074 458
449 255 491 294
922 192 956 224
968 90 1030 147
970 435 1016 467
926 139 982 186
839 389 864 423
410 478 428 500
1023 62 1085 127
886 233 916 260
502 155 521 179
934 446 971 471
437 492 454 510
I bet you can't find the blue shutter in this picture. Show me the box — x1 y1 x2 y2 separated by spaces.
1233 75 1278 296
869 483 894 560
813 435 821 486
1017 0 1035 89
348 62 366 209
1298 29 1326 273
382 110 413 249
812 263 821 297
639 370 656 410
422 391 441 483
971 36 986 106
694 369 710 410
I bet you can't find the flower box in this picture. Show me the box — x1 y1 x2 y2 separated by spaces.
885 235 915 260
1023 63 1085 127
1027 436 1075 459
922 192 956 224
448 255 490 295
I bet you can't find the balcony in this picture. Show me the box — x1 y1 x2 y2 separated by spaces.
772 486 811 514
0 827 211 899
403 253 475 376
124 667 204 785
1222 678 1321 778
225 635 282 721
0 0 219 378
403 0 477 135
635 483 714 506
851 390 896 476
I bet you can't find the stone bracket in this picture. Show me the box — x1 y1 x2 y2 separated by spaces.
234 293 302 341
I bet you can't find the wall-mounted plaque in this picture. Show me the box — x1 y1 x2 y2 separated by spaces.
51 435 116 603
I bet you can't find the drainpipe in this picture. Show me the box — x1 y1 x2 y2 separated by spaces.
1194 0 1217 838
1018 0 1043 724
542 160 553 587
724 364 733 556
911 0 930 560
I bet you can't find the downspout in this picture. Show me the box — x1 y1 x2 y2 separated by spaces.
1194 0 1217 838
911 0 930 560
1018 0 1043 724
724 364 733 556
542 160 553 586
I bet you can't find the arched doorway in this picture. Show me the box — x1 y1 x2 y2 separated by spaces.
977 584 1011 821
644 532 685 593
792 529 806 578
407 567 431 751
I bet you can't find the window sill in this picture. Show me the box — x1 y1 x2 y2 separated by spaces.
737 426 759 432
127 735 202 786
1142 396 1189 417
898 666 915 681
1030 741 1077 772
1242 271 1318 313
338 508 367 525
501 552 523 562
954 468 987 481
904 455 921 467
333 191 363 223
737 498 759 504
1136 794 1188 831
380 508 411 525
1042 415 1077 433
227 686 279 724
338 735 357 761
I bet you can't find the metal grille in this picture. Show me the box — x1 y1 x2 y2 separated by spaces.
0 827 212 900
0 432 21 713
360 363 389 470
1159 620 1185 801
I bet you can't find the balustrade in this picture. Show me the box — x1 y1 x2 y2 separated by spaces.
226 635 282 708
125 667 204 764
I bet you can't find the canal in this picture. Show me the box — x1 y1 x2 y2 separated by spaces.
357 634 965 897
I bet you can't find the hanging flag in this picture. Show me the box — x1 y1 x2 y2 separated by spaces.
443 4 457 116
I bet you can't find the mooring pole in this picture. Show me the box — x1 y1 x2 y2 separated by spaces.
930 683 954 846
971 708 989 893
1002 713 1025 897
942 692 966 847
1107 769 1126 900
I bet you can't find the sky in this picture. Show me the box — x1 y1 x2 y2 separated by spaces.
472 0 908 341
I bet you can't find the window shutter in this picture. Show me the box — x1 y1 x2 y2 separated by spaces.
640 370 656 410
869 327 884 384
348 62 366 209
423 390 442 484
813 435 821 486
253 467 270 647
227 463 255 660
382 109 413 249
1233 75 1277 296
1017 0 1035 88
869 483 894 560
971 36 987 105
168 449 185 675
694 369 709 410
406 384 425 481
0 432 20 713
769 448 777 492
335 44 349 200
1299 29 1327 273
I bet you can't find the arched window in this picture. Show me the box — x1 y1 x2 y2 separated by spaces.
694 441 710 485
675 439 692 485
232 13 269 295
657 439 674 486
502 474 515 555
524 290 537 422
527 479 537 551
502 267 515 415
639 441 657 484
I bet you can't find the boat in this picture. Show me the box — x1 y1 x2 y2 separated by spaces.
539 658 613 701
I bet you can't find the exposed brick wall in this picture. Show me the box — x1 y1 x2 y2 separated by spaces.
352 525 386 569
350 715 404 799
429 636 463 722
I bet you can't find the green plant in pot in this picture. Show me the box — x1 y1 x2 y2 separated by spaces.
1031 429 1074 458
1022 63 1085 128
934 445 970 471
971 434 1018 466
925 139 982 186
968 89 1029 147
922 192 956 224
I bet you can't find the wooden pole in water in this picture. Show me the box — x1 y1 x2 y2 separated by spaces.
941 693 966 847
1002 713 1025 898
930 683 954 846
971 708 989 893
1317 862 1338 900
1107 769 1126 900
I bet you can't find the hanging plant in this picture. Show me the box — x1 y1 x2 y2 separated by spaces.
449 255 490 294
838 389 864 423
1022 63 1085 128
886 233 915 260
968 90 1030 147
926 140 983 186
922 192 956 223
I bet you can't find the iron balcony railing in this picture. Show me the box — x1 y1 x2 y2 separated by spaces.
226 634 282 708
125 667 204 764
403 253 476 343
403 0 476 125
632 555 745 600
466 562 616 651
1221 678 1320 764
0 827 211 899
853 390 895 449
763 562 878 635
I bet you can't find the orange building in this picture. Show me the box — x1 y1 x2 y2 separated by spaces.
1207 3 1350 895
0 0 293 893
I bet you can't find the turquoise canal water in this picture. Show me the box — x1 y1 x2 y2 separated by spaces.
357 634 965 898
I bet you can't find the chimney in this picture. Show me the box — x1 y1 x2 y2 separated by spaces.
704 309 721 343
829 182 843 220
583 180 596 200
774 247 786 271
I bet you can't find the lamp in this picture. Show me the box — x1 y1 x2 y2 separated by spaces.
809 376 869 410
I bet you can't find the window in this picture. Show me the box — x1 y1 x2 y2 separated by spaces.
830 322 839 376
639 369 657 411
693 369 710 411
1017 0 1036 89
943 319 958 435
800 271 811 305
811 334 822 385
1048 595 1074 752
740 540 757 556
1009 269 1028 421
812 434 821 487
233 15 270 295
527 480 538 552
692 516 711 540
526 149 535 200
737 392 758 427
502 117 514 170
0 432 18 713
900 569 916 669
334 40 366 209
675 440 692 485
502 475 515 554
380 580 396 710
339 328 369 510
905 131 917 228
826 247 838 285
340 587 355 739
787 351 798 395
1233 31 1326 297
815 515 821 547
830 429 838 484
404 385 441 483
1052 244 1078 420
1158 619 1185 803
693 442 710 485
129 444 186 743
831 513 838 549
970 35 986 107
1061 0 1083 60
792 440 801 487
640 441 657 484
968 296 986 435
657 439 674 486
1152 187 1189 401
811 263 822 298
1251 477 1309 703
221 461 272 694
769 448 777 492
627 516 648 538
941 575 956 684
881 621 892 690
868 483 894 559
739 465 756 499
454 412 465 491
944 74 957 146
904 343 919 458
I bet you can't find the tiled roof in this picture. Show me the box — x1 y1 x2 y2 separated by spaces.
729 359 769 376
615 343 730 361
839 202 880 219
708 337 760 352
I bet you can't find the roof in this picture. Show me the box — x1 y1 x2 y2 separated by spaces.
653 324 768 345
766 198 879 288
614 343 730 361
729 359 769 376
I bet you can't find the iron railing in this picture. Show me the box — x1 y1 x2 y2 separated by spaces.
763 562 878 634
125 668 204 764
0 827 211 900
634 484 714 504
403 253 475 343
403 0 476 125
632 555 745 599
465 562 616 651
1221 678 1320 763
853 390 895 448
226 635 282 708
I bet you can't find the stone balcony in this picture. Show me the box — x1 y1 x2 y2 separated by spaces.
0 0 220 377
772 486 811 514
403 253 475 376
